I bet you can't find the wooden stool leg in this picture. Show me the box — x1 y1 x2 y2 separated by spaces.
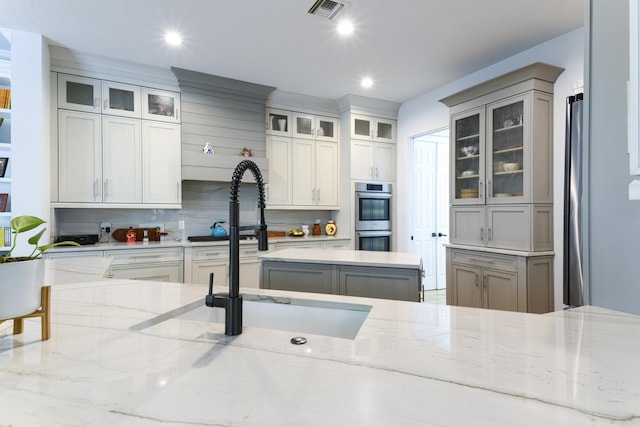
41 286 51 341
13 318 24 335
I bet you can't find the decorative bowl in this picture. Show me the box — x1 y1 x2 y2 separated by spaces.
503 162 521 172
461 146 478 156
461 170 476 176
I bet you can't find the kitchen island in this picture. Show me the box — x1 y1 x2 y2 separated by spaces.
1 273 640 425
259 248 424 301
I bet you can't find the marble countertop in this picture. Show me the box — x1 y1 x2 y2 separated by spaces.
2 276 640 425
259 248 423 269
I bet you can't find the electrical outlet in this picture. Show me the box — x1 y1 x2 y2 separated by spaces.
100 222 111 232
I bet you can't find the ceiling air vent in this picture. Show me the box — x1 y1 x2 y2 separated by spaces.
307 0 346 20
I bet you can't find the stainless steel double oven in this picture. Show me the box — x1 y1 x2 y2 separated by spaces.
354 182 392 251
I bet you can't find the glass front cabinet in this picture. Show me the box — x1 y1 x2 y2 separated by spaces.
441 62 563 313
451 92 552 206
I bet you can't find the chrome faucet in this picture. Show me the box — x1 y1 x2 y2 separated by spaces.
205 159 268 336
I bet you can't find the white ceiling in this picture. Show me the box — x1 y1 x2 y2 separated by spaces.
0 0 584 103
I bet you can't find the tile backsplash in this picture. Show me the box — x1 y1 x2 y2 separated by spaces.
54 181 334 242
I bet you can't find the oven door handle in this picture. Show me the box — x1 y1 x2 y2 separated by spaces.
356 231 392 237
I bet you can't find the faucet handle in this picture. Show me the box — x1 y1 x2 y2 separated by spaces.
205 272 216 307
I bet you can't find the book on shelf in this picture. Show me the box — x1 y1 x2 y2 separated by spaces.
3 226 9 247
0 89 11 109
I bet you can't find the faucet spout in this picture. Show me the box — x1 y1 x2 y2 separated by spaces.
205 160 268 336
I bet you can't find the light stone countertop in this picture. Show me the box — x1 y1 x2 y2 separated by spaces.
1 266 640 425
259 248 423 269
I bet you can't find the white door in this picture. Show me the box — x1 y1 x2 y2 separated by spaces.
411 129 449 291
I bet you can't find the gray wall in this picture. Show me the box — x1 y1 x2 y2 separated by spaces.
588 0 640 314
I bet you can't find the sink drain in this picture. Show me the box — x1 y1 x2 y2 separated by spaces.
290 336 307 345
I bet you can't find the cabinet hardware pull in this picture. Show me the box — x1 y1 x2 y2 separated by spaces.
488 227 493 241
103 179 109 198
94 179 99 199
479 180 483 198
488 180 492 198
175 108 179 120
104 99 108 110
480 227 484 240
94 98 99 108
469 257 495 264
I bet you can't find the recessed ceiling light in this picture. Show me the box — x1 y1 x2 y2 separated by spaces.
337 20 354 35
165 31 183 46
361 77 373 88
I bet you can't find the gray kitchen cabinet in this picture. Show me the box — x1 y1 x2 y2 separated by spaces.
260 260 420 302
338 265 420 302
260 261 336 294
441 63 563 313
446 247 553 313
450 204 553 251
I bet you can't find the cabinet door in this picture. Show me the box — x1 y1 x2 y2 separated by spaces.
142 121 181 204
374 142 395 181
266 108 292 136
192 261 229 286
450 263 482 308
339 265 420 302
111 263 182 282
483 268 518 311
451 107 485 205
293 112 315 139
486 94 528 203
316 116 338 142
450 206 485 246
58 110 102 202
261 261 334 294
374 118 395 143
266 135 292 205
486 205 531 250
142 88 180 123
352 114 373 140
315 141 339 206
351 114 395 143
102 81 141 118
58 74 101 113
351 140 375 180
292 139 315 205
102 116 142 203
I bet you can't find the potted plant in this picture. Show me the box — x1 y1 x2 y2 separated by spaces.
0 215 80 320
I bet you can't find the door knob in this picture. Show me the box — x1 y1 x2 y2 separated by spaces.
431 232 437 237
438 233 447 237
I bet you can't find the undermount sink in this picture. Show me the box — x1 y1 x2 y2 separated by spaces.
133 294 371 340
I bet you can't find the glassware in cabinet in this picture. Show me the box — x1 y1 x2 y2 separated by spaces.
489 100 524 199
453 111 483 202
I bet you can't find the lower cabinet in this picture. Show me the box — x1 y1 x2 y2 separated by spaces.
105 247 184 283
446 247 553 313
185 244 261 289
261 261 421 302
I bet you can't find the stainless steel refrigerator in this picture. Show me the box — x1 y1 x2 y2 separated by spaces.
563 93 584 307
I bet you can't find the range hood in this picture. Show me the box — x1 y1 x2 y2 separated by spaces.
171 67 275 183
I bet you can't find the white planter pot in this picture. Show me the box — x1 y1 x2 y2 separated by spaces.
0 258 45 320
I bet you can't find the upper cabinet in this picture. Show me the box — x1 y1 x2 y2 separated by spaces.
450 91 552 206
350 114 395 143
54 72 182 208
58 74 101 113
440 62 563 252
265 106 340 210
292 112 338 142
266 108 292 137
102 81 140 118
141 88 180 123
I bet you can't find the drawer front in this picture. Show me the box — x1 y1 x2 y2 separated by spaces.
450 249 517 273
240 246 260 258
192 246 228 261
105 247 183 265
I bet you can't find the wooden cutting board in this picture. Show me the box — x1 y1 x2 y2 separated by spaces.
111 228 168 242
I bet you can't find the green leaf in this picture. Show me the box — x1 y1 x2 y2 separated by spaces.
10 216 46 234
